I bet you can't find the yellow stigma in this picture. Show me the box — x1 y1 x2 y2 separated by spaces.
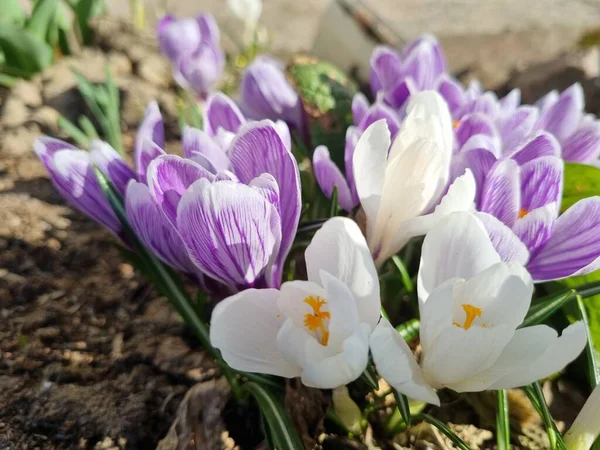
303 296 330 345
453 119 460 129
519 208 529 218
453 304 483 330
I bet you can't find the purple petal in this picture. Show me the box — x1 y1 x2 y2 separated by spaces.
175 43 225 99
476 212 529 265
455 113 497 148
352 93 370 126
90 140 135 196
456 92 499 120
272 120 292 151
400 35 446 90
248 173 281 216
240 56 304 129
537 83 584 142
480 159 521 227
509 131 561 166
357 102 401 138
461 134 501 156
125 181 194 272
204 92 246 136
229 121 301 283
134 101 165 180
197 13 220 47
344 126 360 205
527 197 600 281
370 46 401 94
177 179 281 288
452 148 497 205
513 203 556 258
157 16 202 61
33 136 77 165
499 89 521 114
383 78 415 110
535 90 559 111
562 122 600 163
435 74 465 116
313 145 357 212
37 148 120 235
520 156 563 212
182 126 230 172
496 106 538 152
147 155 214 225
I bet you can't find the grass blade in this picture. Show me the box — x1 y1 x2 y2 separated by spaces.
496 389 510 450
78 115 99 139
26 0 59 41
393 390 412 426
523 383 567 450
577 295 600 388
244 382 305 450
361 365 379 390
520 289 576 328
391 255 414 293
329 186 339 217
57 116 90 147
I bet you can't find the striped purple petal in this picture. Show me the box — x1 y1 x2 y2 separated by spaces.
512 203 556 258
182 126 230 172
197 13 220 48
455 113 497 148
157 16 201 61
357 102 401 138
90 140 135 196
34 136 77 164
435 74 465 116
176 178 281 289
479 159 521 227
370 46 402 94
313 145 356 212
229 121 301 284
383 78 415 110
174 42 225 99
562 122 600 163
509 131 561 166
400 35 446 90
452 147 497 205
352 93 370 126
527 197 600 281
537 83 584 142
456 92 499 120
204 92 246 137
134 101 165 181
35 146 120 236
499 89 521 114
476 211 529 265
520 156 563 213
496 106 538 152
147 155 214 225
125 181 195 273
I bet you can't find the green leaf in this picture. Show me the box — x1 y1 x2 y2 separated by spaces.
391 255 414 293
520 289 576 328
496 389 510 450
395 318 420 341
523 383 567 450
0 24 53 75
576 295 600 387
562 163 600 212
393 390 412 426
57 115 90 147
1 0 27 25
360 365 379 390
73 0 105 45
78 115 99 139
244 382 305 450
26 0 60 41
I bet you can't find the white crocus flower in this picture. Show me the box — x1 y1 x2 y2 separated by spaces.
371 212 587 404
564 383 600 450
227 0 262 43
353 90 476 266
210 217 381 388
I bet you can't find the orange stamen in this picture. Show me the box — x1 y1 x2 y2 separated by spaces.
519 208 529 218
303 296 330 345
453 304 483 330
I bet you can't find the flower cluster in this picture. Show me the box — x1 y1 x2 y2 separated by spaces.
34 12 600 449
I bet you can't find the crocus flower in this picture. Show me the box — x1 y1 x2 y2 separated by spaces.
34 137 127 237
370 35 446 109
210 217 381 388
227 0 262 43
157 14 225 98
473 152 600 282
371 212 587 404
564 383 600 450
352 91 476 265
239 56 305 133
535 83 600 163
313 94 401 212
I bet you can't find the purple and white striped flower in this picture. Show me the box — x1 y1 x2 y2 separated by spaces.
157 14 225 99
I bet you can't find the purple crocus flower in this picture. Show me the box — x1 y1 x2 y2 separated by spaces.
535 83 600 163
239 55 306 135
472 153 600 282
157 14 225 99
312 93 401 212
34 137 125 237
370 35 446 109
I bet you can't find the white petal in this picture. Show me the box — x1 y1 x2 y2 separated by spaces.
301 324 371 389
278 280 327 330
352 120 391 246
375 169 476 265
320 271 361 349
564 383 600 450
418 212 501 303
453 262 533 329
305 217 380 329
476 212 530 265
418 278 461 353
489 322 587 389
210 289 301 377
370 318 440 405
276 319 332 369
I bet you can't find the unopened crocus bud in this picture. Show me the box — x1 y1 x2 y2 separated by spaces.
564 384 600 450
332 386 363 435
240 56 305 132
174 43 225 99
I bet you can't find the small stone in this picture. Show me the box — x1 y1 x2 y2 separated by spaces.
30 106 61 135
107 52 133 77
119 263 134 279
138 54 172 88
1 98 29 128
1 125 41 157
12 80 42 107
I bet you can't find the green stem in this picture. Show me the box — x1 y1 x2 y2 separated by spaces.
496 389 510 450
